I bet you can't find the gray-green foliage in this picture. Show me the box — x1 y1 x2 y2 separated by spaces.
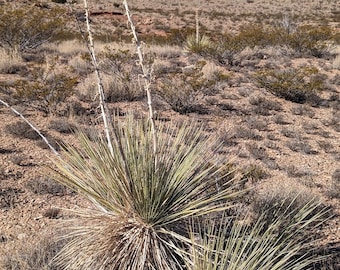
187 199 329 270
51 115 242 269
0 5 65 51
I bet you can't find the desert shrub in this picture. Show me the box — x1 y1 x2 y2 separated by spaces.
317 140 334 153
157 62 215 114
0 5 65 51
246 143 269 160
246 117 268 131
52 0 67 3
234 126 263 140
291 104 315 117
280 127 300 138
0 188 21 209
286 25 335 58
211 23 336 64
242 164 268 183
51 115 243 269
211 24 272 66
285 165 314 178
25 177 68 196
255 67 325 104
43 207 61 219
12 64 78 115
249 95 282 114
5 121 41 140
287 139 317 154
273 114 291 125
49 119 77 134
98 48 145 102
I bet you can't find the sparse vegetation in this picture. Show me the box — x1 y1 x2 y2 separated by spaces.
0 5 65 51
0 0 339 269
13 65 78 115
256 66 326 104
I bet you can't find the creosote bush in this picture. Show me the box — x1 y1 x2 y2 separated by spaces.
13 65 78 115
0 5 65 51
255 66 325 104
51 115 243 269
207 23 336 65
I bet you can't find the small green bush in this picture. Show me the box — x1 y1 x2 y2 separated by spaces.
255 67 325 104
13 65 78 114
209 23 336 65
287 25 335 58
0 5 65 51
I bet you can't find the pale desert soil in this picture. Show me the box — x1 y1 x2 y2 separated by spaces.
0 0 339 268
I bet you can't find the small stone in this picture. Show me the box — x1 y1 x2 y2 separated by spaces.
17 233 26 240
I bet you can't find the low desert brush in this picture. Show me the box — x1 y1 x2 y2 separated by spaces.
255 66 325 104
0 5 65 51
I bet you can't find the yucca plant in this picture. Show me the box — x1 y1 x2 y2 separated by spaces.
186 198 329 270
51 115 243 269
185 34 213 54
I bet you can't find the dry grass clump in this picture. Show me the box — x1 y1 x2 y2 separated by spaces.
1 234 66 270
78 73 144 102
48 119 77 134
0 48 25 74
51 39 88 56
68 54 92 75
328 169 340 199
25 177 68 196
146 44 183 58
5 121 42 140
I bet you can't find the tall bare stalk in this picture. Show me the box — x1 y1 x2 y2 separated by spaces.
122 0 157 156
195 9 199 44
0 98 59 156
83 0 114 156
